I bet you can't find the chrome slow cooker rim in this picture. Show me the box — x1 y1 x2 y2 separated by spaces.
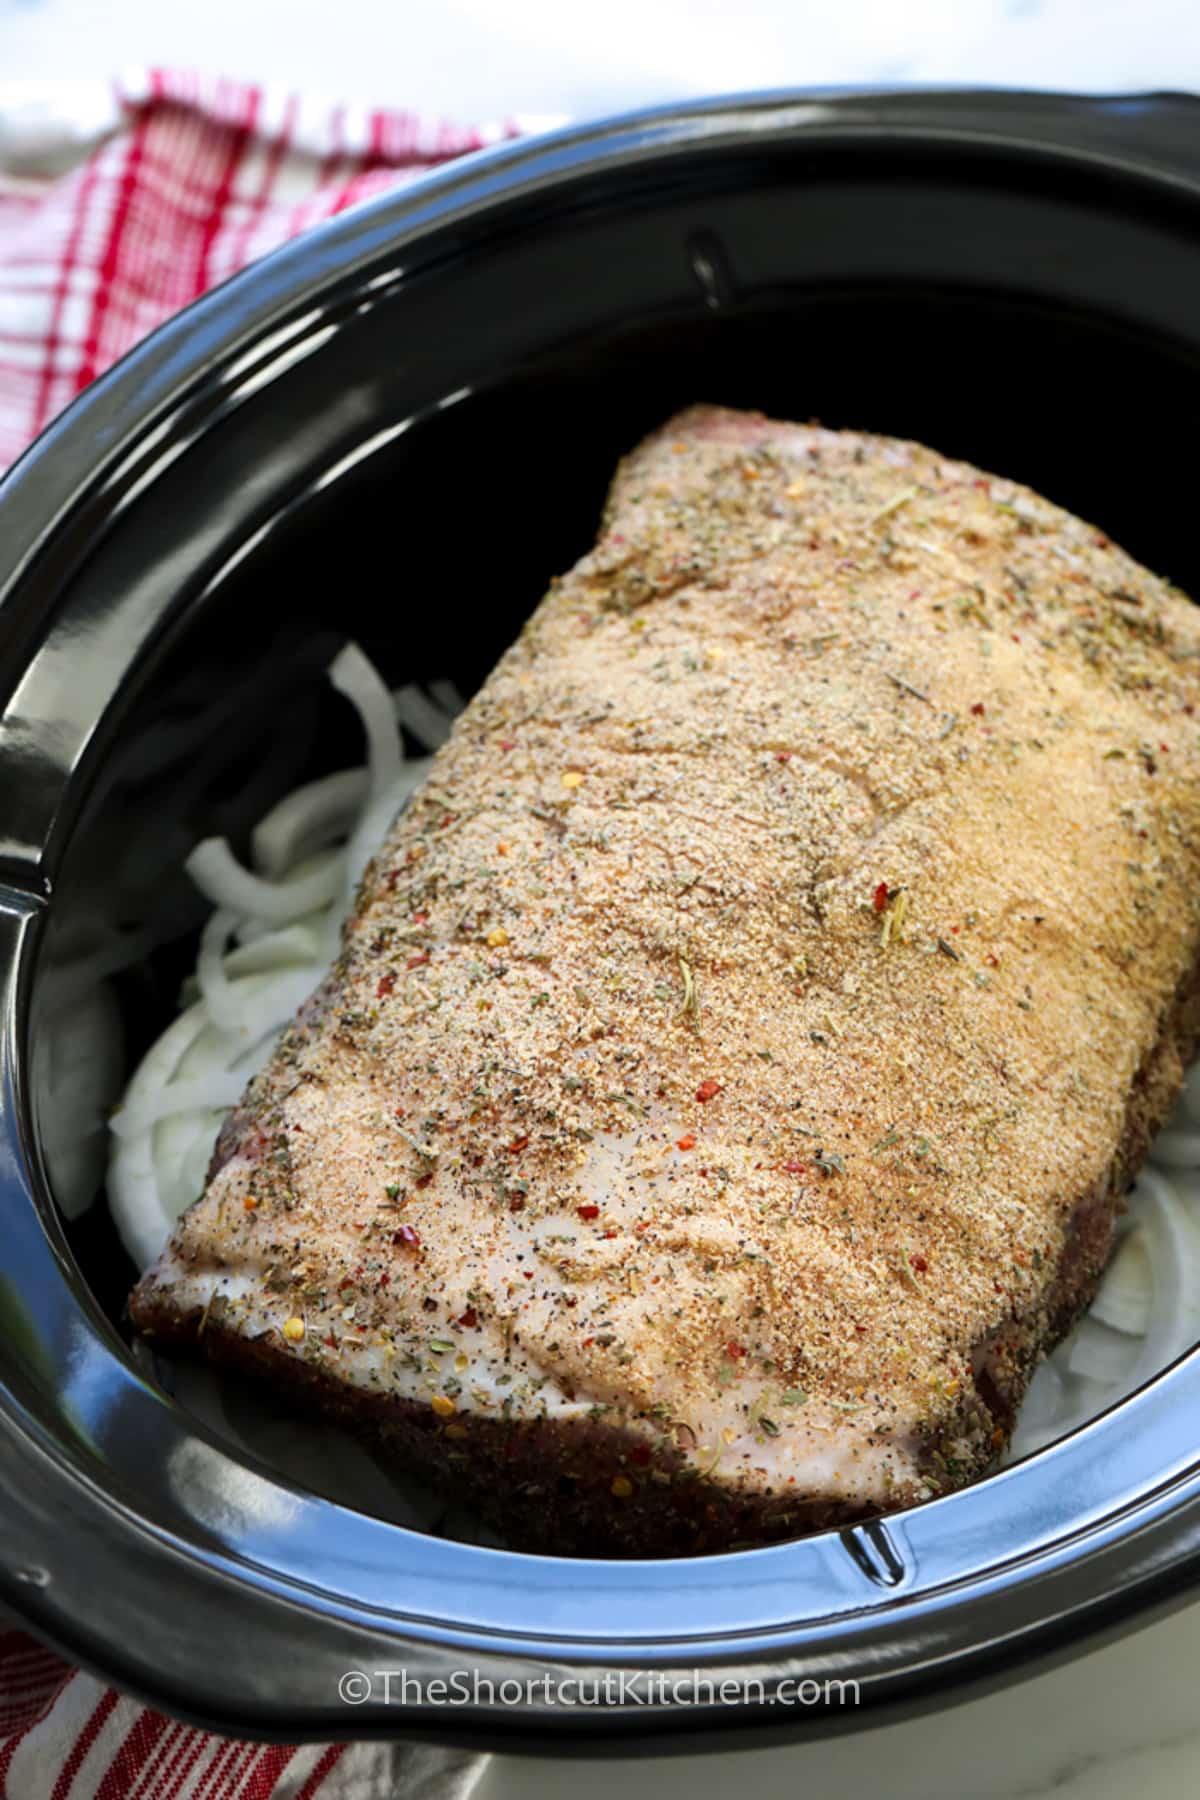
4 86 1200 1744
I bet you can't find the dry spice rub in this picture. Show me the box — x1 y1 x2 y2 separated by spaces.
132 404 1200 1555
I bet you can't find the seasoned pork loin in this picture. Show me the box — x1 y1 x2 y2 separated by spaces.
131 404 1200 1555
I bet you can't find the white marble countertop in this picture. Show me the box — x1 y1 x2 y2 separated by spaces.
476 1602 1200 1799
4 1 1200 1792
3 0 1200 123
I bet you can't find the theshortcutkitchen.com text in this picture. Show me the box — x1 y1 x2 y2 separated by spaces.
337 1669 860 1708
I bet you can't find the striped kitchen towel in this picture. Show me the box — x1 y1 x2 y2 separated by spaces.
0 1630 489 1798
0 66 530 472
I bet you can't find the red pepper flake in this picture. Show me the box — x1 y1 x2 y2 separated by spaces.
970 701 985 716
498 739 515 752
457 1307 478 1329
324 1335 338 1349
775 751 793 764
415 1172 432 1190
872 881 889 913
582 1337 595 1349
676 1133 696 1151
695 1079 722 1103
973 478 990 493
523 1270 534 1280
604 1228 618 1239
577 1204 601 1220
406 952 430 970
394 1106 405 1120
508 1195 525 1213
726 1341 747 1359
412 910 429 923
985 952 1000 967
506 1135 530 1155
376 972 396 998
911 1254 929 1274
782 1161 807 1176
392 1224 422 1251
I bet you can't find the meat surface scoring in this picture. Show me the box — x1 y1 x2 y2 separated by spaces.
131 404 1200 1555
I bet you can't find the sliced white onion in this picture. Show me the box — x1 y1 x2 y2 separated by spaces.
108 657 461 1277
112 1000 213 1114
1009 1169 1200 1465
1141 1128 1200 1168
1067 1316 1141 1386
224 966 323 1042
221 921 324 976
331 641 402 801
1009 1371 1113 1462
394 681 457 750
185 838 343 924
251 767 367 878
153 1107 225 1228
1183 1062 1200 1126
110 1071 250 1139
1089 1227 1152 1337
1012 1357 1065 1434
427 677 467 720
1123 1166 1200 1395
340 763 430 907
196 907 244 1035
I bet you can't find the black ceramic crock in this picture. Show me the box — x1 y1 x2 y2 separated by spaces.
4 86 1200 1748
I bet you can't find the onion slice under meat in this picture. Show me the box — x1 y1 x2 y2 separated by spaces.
107 647 463 1269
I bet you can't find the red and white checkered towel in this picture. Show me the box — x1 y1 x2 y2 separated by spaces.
0 1630 491 1800
0 66 518 1800
0 67 528 471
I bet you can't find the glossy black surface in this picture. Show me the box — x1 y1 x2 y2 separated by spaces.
4 86 1200 1743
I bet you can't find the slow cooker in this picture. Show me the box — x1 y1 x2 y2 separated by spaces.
4 85 1200 1747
